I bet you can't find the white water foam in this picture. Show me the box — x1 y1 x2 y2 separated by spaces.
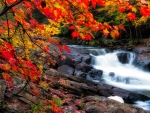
91 50 150 91
91 49 150 111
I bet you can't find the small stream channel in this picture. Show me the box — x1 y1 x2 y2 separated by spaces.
69 45 150 111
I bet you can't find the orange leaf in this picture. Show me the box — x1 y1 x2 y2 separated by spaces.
103 29 109 36
2 73 13 83
110 31 115 38
0 64 10 71
114 30 120 37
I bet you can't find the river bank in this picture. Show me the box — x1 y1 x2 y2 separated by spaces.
1 39 150 113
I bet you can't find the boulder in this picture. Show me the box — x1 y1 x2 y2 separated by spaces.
76 62 93 72
88 69 103 80
133 47 150 71
117 52 131 64
57 47 92 68
57 55 79 68
58 65 74 75
109 72 115 77
82 55 92 64
74 69 87 78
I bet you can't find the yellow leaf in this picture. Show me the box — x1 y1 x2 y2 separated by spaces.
132 7 137 13
54 2 61 8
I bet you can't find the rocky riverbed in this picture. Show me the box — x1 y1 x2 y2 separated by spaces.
0 44 150 113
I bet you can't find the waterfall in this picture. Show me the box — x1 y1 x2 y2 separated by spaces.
90 49 150 91
90 48 150 111
68 45 150 111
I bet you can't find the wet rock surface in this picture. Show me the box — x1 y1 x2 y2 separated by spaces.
1 68 149 113
117 52 131 64
133 47 150 71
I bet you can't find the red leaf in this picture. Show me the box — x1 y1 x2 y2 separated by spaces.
71 31 80 38
30 20 38 28
119 25 127 32
6 0 16 4
2 51 14 59
39 24 45 30
42 8 55 19
118 6 125 12
113 26 118 30
127 12 136 21
98 23 104 30
25 61 36 70
85 34 92 41
4 42 14 50
23 1 33 9
97 0 105 6
91 1 96 8
63 45 71 53
12 65 19 71
140 6 150 17
8 58 16 65
43 46 49 53
69 26 76 30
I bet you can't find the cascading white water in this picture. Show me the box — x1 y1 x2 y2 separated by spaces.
68 45 150 111
90 49 150 92
90 48 150 111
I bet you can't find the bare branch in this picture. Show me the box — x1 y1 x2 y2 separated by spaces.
0 0 24 17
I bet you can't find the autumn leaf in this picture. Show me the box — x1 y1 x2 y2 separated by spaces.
103 29 109 36
63 45 71 53
119 25 127 32
2 51 14 60
91 0 97 8
8 58 16 65
2 73 13 83
23 1 33 9
113 26 118 30
110 31 115 38
6 0 16 4
71 31 80 38
42 8 55 19
69 25 76 30
118 6 125 12
140 6 150 17
30 20 38 28
85 34 92 41
132 7 137 13
0 64 10 71
0 26 5 34
127 12 136 21
114 30 119 37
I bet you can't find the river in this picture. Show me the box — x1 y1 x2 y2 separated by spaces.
69 45 150 111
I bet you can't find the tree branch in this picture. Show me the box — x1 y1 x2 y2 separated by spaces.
0 0 24 17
